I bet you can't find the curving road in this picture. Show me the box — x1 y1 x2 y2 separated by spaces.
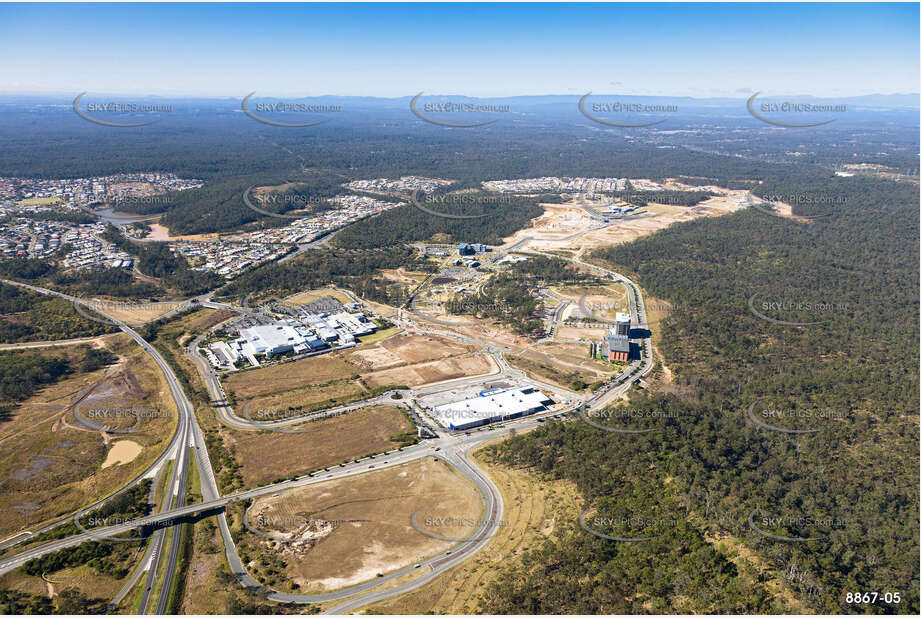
0 237 655 614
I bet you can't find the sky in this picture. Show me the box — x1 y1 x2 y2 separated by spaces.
1 2 918 98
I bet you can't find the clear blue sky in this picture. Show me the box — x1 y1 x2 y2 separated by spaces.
1 2 917 97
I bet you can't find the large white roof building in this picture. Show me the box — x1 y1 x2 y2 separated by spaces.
238 324 307 356
430 387 554 431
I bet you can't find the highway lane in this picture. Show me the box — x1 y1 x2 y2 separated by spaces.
1 243 655 612
0 420 533 575
0 279 190 551
0 278 210 614
153 418 192 613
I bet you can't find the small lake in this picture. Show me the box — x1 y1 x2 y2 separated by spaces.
94 208 160 224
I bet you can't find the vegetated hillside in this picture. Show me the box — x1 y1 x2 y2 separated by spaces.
0 107 805 236
218 246 434 304
332 193 546 248
0 345 117 419
0 257 162 299
0 282 118 343
483 174 919 613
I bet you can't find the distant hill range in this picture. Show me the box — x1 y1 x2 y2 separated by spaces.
1 92 918 110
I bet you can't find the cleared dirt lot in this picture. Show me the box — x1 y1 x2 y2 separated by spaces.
555 326 608 341
500 192 746 257
223 334 486 409
552 283 629 322
362 354 495 389
243 457 483 592
364 444 581 614
225 404 415 487
501 202 597 246
283 288 355 307
575 193 745 252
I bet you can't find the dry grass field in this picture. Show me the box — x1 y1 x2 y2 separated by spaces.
223 334 486 412
361 444 582 614
224 404 414 487
555 326 608 341
0 557 134 608
87 301 183 326
379 268 430 284
0 335 177 539
242 457 483 592
222 355 356 400
506 341 617 389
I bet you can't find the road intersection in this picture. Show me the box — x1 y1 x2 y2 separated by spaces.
0 242 654 613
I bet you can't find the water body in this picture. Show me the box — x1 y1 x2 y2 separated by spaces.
93 208 160 224
101 440 143 469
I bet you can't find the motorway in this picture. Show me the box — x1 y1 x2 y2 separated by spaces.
0 278 214 613
0 238 654 613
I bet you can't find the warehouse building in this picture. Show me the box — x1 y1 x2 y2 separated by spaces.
237 323 310 356
430 387 554 431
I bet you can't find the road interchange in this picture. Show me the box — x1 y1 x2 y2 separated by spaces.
0 241 654 613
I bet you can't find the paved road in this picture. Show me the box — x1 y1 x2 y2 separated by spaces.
0 278 214 614
0 280 189 551
0 240 655 613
